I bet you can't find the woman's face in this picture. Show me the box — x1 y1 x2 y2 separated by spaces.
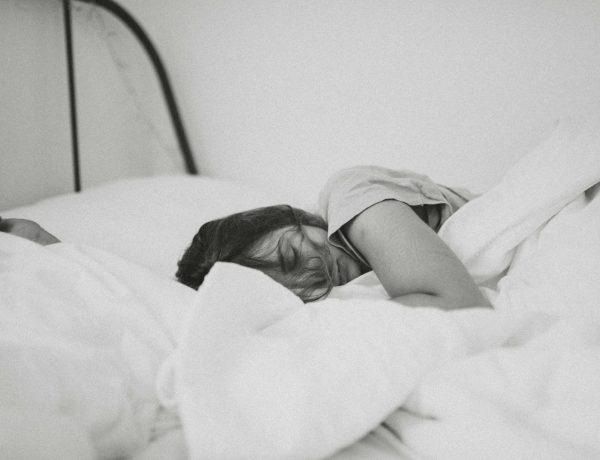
301 226 365 286
259 225 366 288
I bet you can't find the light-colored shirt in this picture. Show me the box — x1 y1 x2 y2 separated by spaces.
318 165 475 267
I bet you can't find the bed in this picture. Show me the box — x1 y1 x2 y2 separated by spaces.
2 3 600 460
3 115 600 460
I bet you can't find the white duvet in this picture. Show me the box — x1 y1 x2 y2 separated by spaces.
1 115 600 460
0 235 195 459
165 115 600 460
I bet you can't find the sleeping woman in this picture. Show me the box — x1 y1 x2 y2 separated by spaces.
176 166 490 309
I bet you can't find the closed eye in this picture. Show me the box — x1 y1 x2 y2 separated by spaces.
289 247 300 270
277 244 300 273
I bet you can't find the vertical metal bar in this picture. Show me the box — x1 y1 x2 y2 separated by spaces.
63 0 82 192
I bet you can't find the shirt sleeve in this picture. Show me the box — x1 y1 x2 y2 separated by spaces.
318 165 473 266
320 166 464 234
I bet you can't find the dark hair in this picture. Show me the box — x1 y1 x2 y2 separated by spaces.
176 205 334 302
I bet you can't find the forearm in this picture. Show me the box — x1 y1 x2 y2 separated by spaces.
345 201 490 309
391 291 488 310
0 218 61 246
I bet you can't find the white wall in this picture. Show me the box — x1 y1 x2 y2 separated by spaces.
0 0 71 209
3 0 600 210
1 0 181 210
129 0 600 206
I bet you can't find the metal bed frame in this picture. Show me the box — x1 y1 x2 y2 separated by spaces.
62 0 198 192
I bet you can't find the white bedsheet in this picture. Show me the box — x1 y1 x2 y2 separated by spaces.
160 114 600 459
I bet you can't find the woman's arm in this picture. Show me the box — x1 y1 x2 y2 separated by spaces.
343 200 489 309
0 218 61 246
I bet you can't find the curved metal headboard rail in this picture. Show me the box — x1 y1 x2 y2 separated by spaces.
63 0 198 191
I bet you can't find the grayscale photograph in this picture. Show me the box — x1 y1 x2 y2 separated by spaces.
1 1 599 459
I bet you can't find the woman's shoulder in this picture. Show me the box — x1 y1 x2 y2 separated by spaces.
317 165 432 227
318 165 430 208
323 165 429 186
320 165 428 199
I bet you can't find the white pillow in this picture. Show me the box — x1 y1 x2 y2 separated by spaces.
3 175 275 277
